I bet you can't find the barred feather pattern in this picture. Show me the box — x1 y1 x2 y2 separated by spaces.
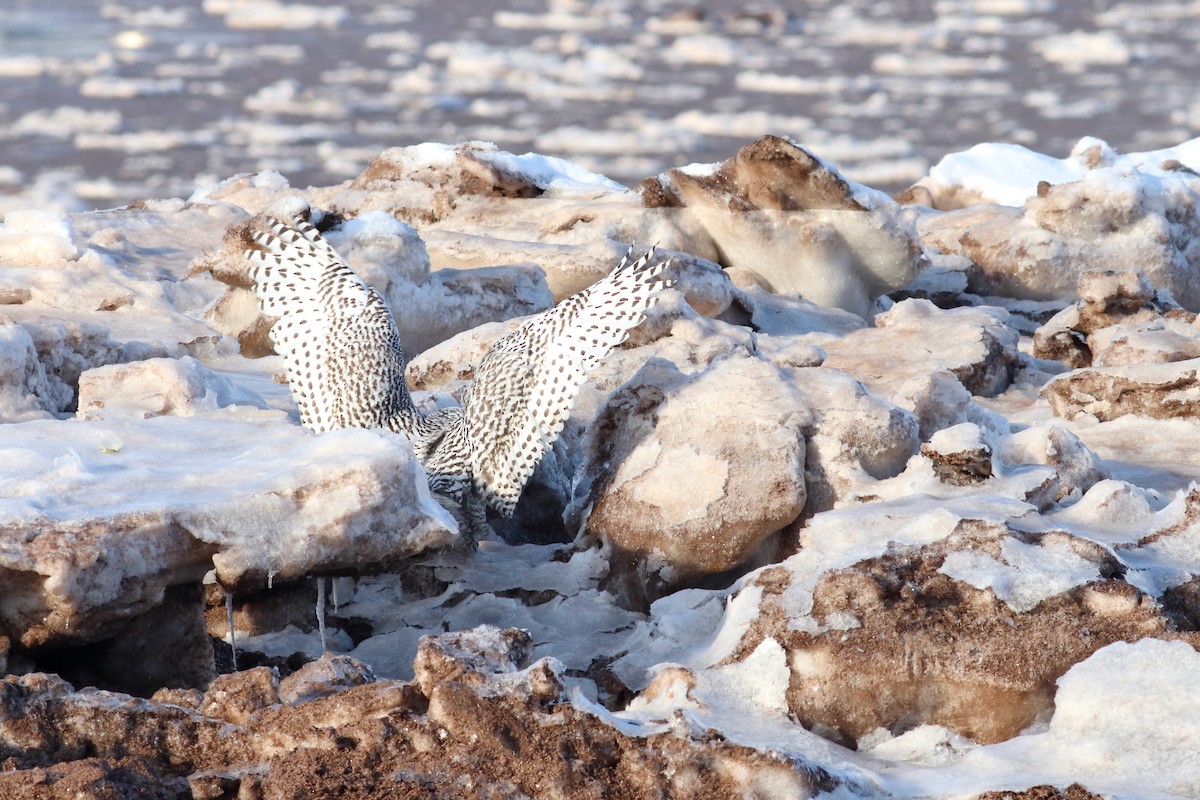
245 215 674 531
461 245 675 516
244 216 419 436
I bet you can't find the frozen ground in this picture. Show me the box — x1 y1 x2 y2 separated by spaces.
2 132 1200 796
3 0 1200 213
4 1 1200 797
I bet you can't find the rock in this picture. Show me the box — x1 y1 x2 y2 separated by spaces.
883 253 975 308
568 307 929 603
349 142 555 209
575 354 809 599
973 784 1106 800
1089 318 1200 367
201 666 280 725
640 135 927 317
201 283 276 358
422 231 628 300
391 263 553 357
1076 269 1159 314
1031 269 1194 367
0 287 32 305
824 299 1020 400
728 283 867 339
0 319 69 421
406 319 513 392
421 231 739 325
793 367 921 512
70 583 216 697
303 142 719 303
919 167 1200 307
0 210 82 267
0 316 150 420
0 627 837 799
76 356 264 421
0 758 185 799
1043 359 1200 421
0 416 455 647
412 626 538 699
736 506 1170 745
1041 425 1108 500
1032 308 1094 369
921 422 994 485
278 653 377 704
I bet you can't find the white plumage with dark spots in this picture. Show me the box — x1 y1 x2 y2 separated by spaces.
244 214 674 538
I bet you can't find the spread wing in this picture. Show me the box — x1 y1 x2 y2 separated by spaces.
463 246 675 516
243 215 412 433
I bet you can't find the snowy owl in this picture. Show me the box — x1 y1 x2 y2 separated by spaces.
244 214 675 538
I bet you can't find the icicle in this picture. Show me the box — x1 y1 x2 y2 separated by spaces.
332 578 340 614
225 589 238 672
268 570 275 590
316 576 328 653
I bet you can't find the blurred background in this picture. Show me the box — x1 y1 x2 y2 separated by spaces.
1 0 1197 215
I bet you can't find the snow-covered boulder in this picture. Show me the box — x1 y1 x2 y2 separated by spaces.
0 414 456 647
575 354 810 597
77 356 264 420
1043 358 1200 422
615 495 1173 748
0 319 70 421
919 155 1200 308
640 135 927 318
793 366 921 512
300 142 714 303
920 422 994 485
1032 270 1198 368
565 309 925 599
824 299 1020 401
0 210 82 267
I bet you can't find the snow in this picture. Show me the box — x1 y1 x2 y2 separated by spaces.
923 134 1200 207
879 639 1200 799
925 142 1089 206
938 537 1102 613
926 421 990 456
469 149 627 194
776 494 1042 628
0 408 456 601
0 211 81 266
1046 639 1200 795
695 637 790 716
